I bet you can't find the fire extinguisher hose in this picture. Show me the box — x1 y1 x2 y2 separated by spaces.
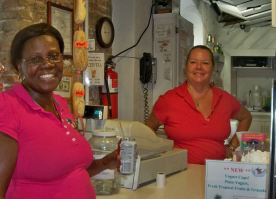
104 68 112 118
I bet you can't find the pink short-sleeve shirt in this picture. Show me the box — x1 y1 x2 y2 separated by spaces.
0 83 95 199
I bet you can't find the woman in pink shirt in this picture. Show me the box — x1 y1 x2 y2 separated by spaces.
0 23 118 199
146 45 252 164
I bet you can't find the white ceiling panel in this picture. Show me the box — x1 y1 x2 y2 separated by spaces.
241 3 271 17
237 0 271 11
205 0 272 27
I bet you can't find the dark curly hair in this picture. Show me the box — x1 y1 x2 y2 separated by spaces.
10 23 64 71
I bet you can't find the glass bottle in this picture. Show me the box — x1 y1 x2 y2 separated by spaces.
206 34 213 51
216 42 221 55
88 130 120 195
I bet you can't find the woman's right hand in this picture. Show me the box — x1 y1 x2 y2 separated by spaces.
0 132 18 198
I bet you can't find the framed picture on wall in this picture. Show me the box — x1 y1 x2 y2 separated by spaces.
54 72 73 102
47 2 74 59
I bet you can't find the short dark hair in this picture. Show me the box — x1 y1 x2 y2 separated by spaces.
186 45 215 66
10 23 64 71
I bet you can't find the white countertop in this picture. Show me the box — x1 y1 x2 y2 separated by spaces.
97 164 206 199
250 111 271 116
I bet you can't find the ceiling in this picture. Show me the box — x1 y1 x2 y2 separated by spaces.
205 0 272 28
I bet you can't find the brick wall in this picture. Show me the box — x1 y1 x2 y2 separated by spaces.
0 0 112 91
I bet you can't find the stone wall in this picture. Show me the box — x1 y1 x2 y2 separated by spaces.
0 0 112 91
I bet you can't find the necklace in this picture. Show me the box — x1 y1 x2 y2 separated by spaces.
187 84 211 107
51 98 60 120
34 98 60 120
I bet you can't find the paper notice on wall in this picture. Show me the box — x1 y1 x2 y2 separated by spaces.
154 24 173 38
164 67 171 81
155 39 172 53
87 39 95 52
163 54 171 63
205 160 269 199
86 53 104 86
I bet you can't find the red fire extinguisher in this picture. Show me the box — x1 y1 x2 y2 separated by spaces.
101 63 118 119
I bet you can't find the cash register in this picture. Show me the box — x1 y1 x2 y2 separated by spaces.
80 105 188 186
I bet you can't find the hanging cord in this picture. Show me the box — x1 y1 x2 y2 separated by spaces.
103 3 155 118
77 113 85 137
142 83 150 123
106 2 155 63
227 22 237 35
77 70 81 82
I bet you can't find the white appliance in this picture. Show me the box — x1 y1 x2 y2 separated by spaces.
103 119 174 159
80 118 187 186
102 119 187 186
153 13 194 104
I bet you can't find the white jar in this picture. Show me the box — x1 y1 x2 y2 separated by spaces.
88 129 120 195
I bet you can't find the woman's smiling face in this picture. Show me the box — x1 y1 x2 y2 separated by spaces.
185 48 214 85
18 35 63 95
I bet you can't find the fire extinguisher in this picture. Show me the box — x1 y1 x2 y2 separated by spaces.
101 62 118 119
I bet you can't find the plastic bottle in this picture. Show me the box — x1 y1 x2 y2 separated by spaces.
249 90 253 107
88 130 120 195
212 70 223 89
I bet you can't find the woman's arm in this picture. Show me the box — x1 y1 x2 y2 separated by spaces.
233 105 252 132
145 111 164 133
0 132 18 199
86 150 119 177
231 105 252 146
225 105 252 157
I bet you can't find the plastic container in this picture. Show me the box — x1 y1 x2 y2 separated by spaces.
88 130 120 195
224 119 239 145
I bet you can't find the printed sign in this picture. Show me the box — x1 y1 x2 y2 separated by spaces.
154 24 173 38
205 160 269 199
75 41 88 48
85 53 104 86
241 133 266 150
155 39 172 53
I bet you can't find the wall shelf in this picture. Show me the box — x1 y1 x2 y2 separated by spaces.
233 67 272 70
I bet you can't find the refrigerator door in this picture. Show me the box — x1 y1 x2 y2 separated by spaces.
153 13 194 104
269 79 276 198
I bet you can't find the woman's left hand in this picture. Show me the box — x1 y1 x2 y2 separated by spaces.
102 149 120 170
225 145 234 159
87 149 121 177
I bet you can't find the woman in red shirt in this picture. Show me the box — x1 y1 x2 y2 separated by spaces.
146 45 252 164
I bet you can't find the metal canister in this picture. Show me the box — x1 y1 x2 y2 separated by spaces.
117 137 137 175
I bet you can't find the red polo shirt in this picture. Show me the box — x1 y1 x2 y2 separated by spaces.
153 81 241 164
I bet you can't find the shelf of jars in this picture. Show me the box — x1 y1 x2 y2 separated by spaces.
206 34 224 63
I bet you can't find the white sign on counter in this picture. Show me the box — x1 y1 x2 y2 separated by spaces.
205 160 269 199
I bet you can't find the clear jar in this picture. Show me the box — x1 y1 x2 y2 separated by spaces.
88 129 120 195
